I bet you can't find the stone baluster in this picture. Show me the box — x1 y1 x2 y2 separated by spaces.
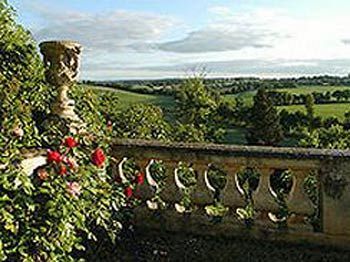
321 160 350 236
110 155 125 183
253 168 280 213
287 169 314 215
192 163 213 205
222 164 245 207
286 169 315 231
159 161 182 204
134 158 153 200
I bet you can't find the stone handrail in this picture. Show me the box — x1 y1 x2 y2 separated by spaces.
111 139 350 248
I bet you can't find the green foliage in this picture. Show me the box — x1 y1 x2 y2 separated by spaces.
305 94 315 130
0 2 131 259
299 125 350 149
113 104 171 141
175 77 227 143
303 172 321 231
236 168 260 226
176 163 196 212
0 1 53 148
246 88 283 146
344 111 350 130
206 165 226 201
173 123 205 143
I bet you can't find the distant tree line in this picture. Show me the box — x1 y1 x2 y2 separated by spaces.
267 89 350 106
82 74 350 96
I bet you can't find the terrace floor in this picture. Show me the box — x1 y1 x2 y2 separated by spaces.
83 227 350 261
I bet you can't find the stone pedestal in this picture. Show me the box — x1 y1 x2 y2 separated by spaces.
39 41 84 134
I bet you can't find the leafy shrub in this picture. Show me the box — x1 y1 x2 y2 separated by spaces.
0 2 135 259
113 104 171 141
0 0 53 148
299 125 350 149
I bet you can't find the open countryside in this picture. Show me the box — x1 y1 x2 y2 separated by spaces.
3 0 350 261
84 83 350 122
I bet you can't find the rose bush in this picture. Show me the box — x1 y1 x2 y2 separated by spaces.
0 2 144 260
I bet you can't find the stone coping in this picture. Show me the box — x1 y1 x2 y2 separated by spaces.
112 139 350 160
17 139 350 161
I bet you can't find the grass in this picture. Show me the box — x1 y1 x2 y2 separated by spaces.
224 85 350 120
223 128 247 144
277 85 350 94
278 103 350 121
83 84 175 110
82 84 349 145
84 85 350 120
225 85 350 106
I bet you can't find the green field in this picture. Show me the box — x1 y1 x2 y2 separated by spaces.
225 85 350 106
278 103 350 121
85 84 350 121
84 85 175 110
224 85 350 119
82 84 350 145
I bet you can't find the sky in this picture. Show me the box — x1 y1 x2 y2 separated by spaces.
9 0 350 80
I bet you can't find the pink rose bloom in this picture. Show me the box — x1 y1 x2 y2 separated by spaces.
37 168 49 181
63 157 78 169
13 126 24 137
66 182 81 198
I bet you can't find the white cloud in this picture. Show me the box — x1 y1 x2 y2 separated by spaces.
157 28 274 53
157 8 286 53
33 8 177 53
23 1 350 79
82 58 350 80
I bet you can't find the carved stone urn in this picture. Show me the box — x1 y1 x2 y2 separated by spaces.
39 41 82 124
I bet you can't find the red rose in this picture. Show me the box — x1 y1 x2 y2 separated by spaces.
47 150 61 163
59 165 67 176
124 186 133 198
64 137 78 148
135 172 145 185
91 148 106 167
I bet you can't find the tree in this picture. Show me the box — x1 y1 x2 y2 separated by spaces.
113 104 170 141
344 111 350 130
305 94 315 131
175 76 226 143
246 88 283 146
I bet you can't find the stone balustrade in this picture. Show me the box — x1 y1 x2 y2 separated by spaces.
21 40 350 249
111 139 350 248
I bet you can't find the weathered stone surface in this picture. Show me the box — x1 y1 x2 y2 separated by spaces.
40 41 83 125
21 156 47 175
321 160 350 236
